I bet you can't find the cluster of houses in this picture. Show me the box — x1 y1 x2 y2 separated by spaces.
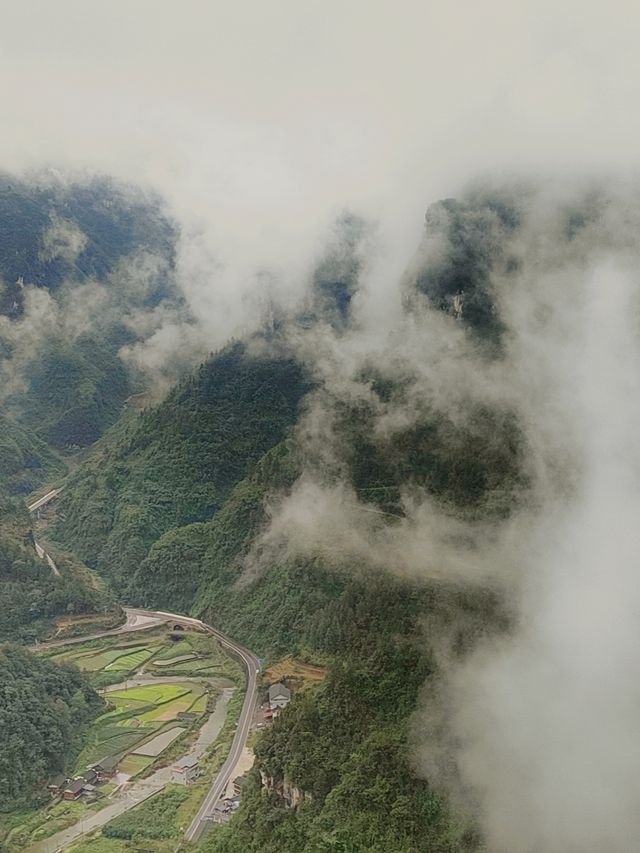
47 756 119 801
211 775 246 823
48 681 294 815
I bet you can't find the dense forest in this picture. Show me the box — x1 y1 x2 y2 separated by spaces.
0 492 115 641
52 342 311 591
0 644 103 809
0 174 176 296
202 570 503 853
0 413 66 497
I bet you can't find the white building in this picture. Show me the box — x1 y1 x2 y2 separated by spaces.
268 682 291 711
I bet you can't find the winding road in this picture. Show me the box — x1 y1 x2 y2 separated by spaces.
27 489 62 576
24 486 261 847
154 610 260 842
182 619 259 843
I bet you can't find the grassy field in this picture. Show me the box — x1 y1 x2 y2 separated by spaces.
117 753 154 775
104 647 157 671
146 633 242 679
263 655 328 688
108 683 191 705
55 644 152 672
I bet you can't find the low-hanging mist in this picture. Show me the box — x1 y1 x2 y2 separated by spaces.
252 179 640 852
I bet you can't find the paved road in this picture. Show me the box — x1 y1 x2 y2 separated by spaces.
27 490 63 576
34 540 60 577
29 605 259 848
31 608 165 651
27 488 63 512
182 617 259 843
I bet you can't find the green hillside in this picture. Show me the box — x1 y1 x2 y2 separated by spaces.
0 172 182 458
9 335 131 450
52 341 310 590
10 185 531 851
0 413 66 496
0 174 175 302
0 491 116 642
0 644 103 810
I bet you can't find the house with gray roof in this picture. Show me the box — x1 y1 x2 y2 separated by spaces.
268 682 291 710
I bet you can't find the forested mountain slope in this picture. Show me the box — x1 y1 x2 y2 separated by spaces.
0 173 175 311
0 645 103 810
52 341 310 590
0 412 66 496
0 173 182 474
0 491 114 641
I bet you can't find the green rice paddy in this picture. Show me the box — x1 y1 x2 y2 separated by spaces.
75 682 205 773
45 628 241 785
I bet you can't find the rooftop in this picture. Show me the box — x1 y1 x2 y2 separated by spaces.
268 682 291 701
173 755 199 769
93 756 119 772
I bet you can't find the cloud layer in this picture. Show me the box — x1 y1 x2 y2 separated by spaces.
2 1 640 354
250 180 640 852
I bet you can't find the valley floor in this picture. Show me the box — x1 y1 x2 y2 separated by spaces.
25 690 235 853
4 612 255 853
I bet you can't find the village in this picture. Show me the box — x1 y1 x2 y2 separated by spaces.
44 679 294 825
24 613 327 853
208 681 293 824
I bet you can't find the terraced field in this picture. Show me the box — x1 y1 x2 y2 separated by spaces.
43 628 242 787
51 641 165 681
104 648 157 671
117 754 154 776
47 629 242 686
75 682 206 774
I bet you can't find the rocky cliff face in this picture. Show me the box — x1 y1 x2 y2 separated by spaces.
260 770 311 808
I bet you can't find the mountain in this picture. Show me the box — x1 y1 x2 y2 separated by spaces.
4 182 546 851
403 188 524 344
52 341 310 591
43 190 533 852
0 173 183 463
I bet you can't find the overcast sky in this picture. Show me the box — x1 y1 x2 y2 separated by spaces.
1 0 638 329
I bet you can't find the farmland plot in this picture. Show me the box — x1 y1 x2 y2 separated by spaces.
75 682 206 773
